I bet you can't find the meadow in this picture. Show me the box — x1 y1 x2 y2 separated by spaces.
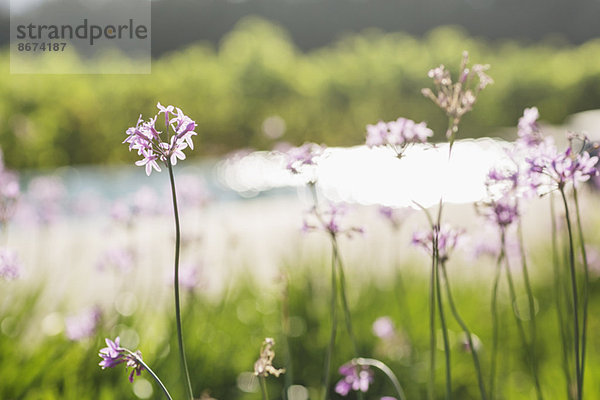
2 16 600 400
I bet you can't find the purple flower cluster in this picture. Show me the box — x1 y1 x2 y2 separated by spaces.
124 103 197 176
412 224 463 263
366 118 433 157
527 145 599 188
422 51 492 127
282 142 325 175
517 107 543 146
0 248 21 281
303 203 363 238
335 362 374 396
98 337 144 383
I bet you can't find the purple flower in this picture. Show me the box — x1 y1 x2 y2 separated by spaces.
479 195 520 228
517 107 543 146
378 206 412 230
65 307 101 341
282 142 324 176
124 103 197 176
302 203 363 238
372 316 395 339
526 142 599 189
0 248 21 280
335 362 374 396
99 337 145 383
412 224 464 263
366 118 432 157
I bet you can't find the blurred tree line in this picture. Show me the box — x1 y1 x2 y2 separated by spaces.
2 17 600 169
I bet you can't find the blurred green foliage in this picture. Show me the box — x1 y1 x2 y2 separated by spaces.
3 255 600 400
2 17 600 169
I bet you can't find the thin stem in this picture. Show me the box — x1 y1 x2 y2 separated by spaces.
428 234 437 400
322 239 338 400
441 262 488 400
332 236 359 355
167 161 194 400
504 246 543 399
259 376 270 400
355 358 407 400
489 229 504 399
550 194 573 398
517 219 543 400
573 186 589 397
559 187 581 400
435 246 452 400
123 349 173 400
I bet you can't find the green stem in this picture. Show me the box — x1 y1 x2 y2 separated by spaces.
123 349 174 400
489 229 504 399
322 238 338 400
428 234 437 400
441 262 487 400
355 358 407 400
516 219 543 400
573 187 589 397
260 376 270 400
550 194 574 398
167 161 194 400
504 250 543 398
559 187 581 400
435 243 452 400
332 236 359 355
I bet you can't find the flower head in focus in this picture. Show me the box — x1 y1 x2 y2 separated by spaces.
253 337 285 378
422 51 492 147
366 118 433 158
412 224 464 263
335 362 374 396
124 103 197 176
0 247 21 281
98 337 145 383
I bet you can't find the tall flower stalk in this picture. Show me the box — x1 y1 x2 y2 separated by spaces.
100 103 199 399
524 119 598 399
282 144 363 399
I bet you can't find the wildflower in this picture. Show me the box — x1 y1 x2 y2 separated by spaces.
99 337 145 383
124 103 197 176
378 206 412 230
302 203 363 238
253 338 285 378
412 224 463 263
335 362 374 396
366 118 433 158
526 142 599 190
65 307 101 341
422 51 492 146
517 107 543 147
282 142 324 176
0 248 21 280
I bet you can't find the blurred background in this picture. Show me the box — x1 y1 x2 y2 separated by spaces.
2 1 600 400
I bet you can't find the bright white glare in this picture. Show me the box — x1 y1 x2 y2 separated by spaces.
218 138 513 208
